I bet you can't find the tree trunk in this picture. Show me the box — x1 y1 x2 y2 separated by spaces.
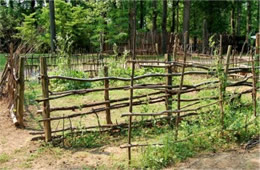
231 4 235 37
31 0 36 12
246 0 251 39
152 0 157 32
128 1 133 51
171 1 179 33
49 0 56 52
140 0 144 29
202 19 208 54
236 1 241 36
257 1 260 33
183 0 191 46
162 0 167 54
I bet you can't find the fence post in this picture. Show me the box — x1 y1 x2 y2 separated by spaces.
218 45 232 136
40 57 52 142
175 32 188 140
104 66 112 124
17 56 25 127
219 34 223 57
165 54 172 120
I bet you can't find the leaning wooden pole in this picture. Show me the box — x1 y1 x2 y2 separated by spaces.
175 31 188 140
104 66 112 124
16 57 25 127
40 57 52 142
128 0 136 165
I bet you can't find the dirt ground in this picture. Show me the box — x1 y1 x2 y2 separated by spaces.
1 99 260 170
170 145 260 170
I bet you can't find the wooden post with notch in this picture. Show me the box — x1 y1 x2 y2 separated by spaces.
165 54 172 120
17 56 25 127
104 66 112 124
40 57 52 142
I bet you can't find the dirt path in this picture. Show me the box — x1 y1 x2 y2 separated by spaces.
0 101 32 155
168 145 260 170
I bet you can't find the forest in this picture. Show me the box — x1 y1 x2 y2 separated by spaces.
0 0 259 169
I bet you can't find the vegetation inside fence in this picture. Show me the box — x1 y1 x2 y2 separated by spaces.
18 52 258 169
0 0 259 169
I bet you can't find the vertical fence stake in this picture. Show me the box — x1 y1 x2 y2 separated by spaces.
172 34 178 72
128 1 136 165
219 34 223 57
251 53 257 117
17 57 25 127
219 45 232 136
175 31 188 140
165 54 172 122
40 57 52 142
104 66 112 124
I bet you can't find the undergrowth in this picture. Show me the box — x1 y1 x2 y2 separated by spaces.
140 99 259 169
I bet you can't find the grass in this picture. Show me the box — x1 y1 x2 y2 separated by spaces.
0 153 10 164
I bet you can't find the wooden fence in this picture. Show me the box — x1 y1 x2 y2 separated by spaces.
33 51 258 139
29 34 259 165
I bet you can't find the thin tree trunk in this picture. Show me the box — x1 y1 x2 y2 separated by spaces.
236 1 241 36
152 0 157 32
183 0 191 46
171 1 179 33
49 0 56 52
231 3 235 37
247 0 251 39
162 0 167 54
140 0 144 29
257 1 260 32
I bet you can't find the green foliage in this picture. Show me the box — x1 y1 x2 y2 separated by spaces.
64 133 103 148
141 98 258 169
24 81 39 106
49 69 91 92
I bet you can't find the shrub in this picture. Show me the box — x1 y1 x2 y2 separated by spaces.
49 69 91 92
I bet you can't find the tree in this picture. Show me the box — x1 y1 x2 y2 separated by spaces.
49 0 56 52
152 0 157 32
183 0 191 46
139 0 144 29
161 0 167 54
171 0 179 33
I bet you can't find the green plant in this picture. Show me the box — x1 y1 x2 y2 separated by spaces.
65 133 103 148
0 153 10 164
49 69 91 91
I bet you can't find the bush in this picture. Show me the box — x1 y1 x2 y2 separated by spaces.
50 69 91 92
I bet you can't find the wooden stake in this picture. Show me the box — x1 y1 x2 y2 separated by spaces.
40 57 52 142
104 66 112 124
17 57 25 127
219 35 223 57
219 45 232 136
165 54 172 120
128 0 136 165
251 53 257 116
175 31 188 140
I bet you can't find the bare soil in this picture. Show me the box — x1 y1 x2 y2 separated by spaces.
1 97 259 169
167 145 260 170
